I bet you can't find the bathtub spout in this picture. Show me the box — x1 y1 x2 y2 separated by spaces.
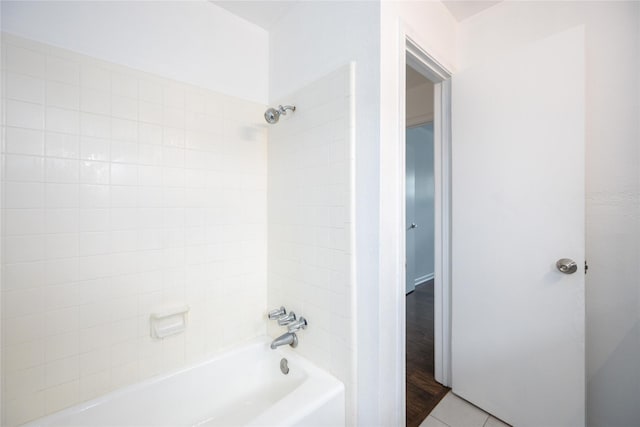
271 332 298 349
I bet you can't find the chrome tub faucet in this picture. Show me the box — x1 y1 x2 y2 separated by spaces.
267 306 308 350
270 332 298 349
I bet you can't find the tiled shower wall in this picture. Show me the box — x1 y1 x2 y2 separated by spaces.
267 64 355 422
1 34 267 425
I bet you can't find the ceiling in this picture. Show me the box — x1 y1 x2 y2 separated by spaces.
211 1 502 31
212 1 294 30
441 1 501 21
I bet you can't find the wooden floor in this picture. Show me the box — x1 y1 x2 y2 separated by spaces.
406 280 450 427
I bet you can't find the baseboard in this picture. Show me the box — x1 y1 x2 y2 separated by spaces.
415 273 434 286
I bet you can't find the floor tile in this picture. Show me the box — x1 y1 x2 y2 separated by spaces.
430 392 489 427
420 415 450 427
483 415 511 427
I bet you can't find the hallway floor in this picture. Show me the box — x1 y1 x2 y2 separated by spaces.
406 280 450 427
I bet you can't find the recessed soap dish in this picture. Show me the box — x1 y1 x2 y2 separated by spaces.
150 306 190 339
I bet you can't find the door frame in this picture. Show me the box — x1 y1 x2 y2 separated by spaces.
401 34 453 395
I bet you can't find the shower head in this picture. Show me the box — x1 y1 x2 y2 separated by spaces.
264 105 296 124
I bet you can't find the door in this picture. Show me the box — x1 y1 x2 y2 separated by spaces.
406 139 416 294
451 27 585 427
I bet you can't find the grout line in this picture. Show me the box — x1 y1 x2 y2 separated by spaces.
430 414 452 427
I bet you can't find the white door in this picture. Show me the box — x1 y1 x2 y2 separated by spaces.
451 27 585 427
406 140 416 294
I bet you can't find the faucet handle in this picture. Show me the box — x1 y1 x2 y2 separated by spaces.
268 306 286 320
287 317 308 333
277 311 297 326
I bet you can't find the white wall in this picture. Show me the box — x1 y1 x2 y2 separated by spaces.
0 1 268 104
269 3 380 425
457 2 640 426
1 34 268 426
379 2 457 424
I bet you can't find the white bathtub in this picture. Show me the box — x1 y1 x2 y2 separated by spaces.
23 337 345 427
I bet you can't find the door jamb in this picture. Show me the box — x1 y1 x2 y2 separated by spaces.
402 35 453 393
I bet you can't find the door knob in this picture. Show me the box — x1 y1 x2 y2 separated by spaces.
556 258 577 274
409 223 417 229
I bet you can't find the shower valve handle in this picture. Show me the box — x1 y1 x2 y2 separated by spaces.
268 306 286 320
277 312 297 326
287 317 308 333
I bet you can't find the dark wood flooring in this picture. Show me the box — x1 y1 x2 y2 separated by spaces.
406 280 450 427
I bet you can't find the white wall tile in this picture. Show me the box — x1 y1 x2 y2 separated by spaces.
79 348 110 376
45 233 79 259
162 146 184 168
5 126 45 156
81 88 111 115
4 365 45 400
5 154 45 182
4 209 45 235
45 380 79 414
6 99 44 129
111 73 137 99
2 35 268 424
6 44 45 77
4 235 46 263
46 183 79 208
80 113 111 138
4 313 45 344
45 331 80 361
79 232 110 256
163 127 185 147
163 84 184 109
3 262 45 291
42 283 80 311
46 55 80 85
44 306 79 336
110 141 138 164
110 208 139 230
46 132 79 159
44 257 79 286
110 186 137 207
47 81 80 110
267 65 353 390
111 118 137 142
45 158 79 183
79 209 110 232
46 209 79 233
3 339 45 373
7 72 45 104
45 356 80 388
138 80 163 104
111 95 137 120
79 184 109 208
79 370 110 402
139 103 163 126
138 143 163 165
80 136 110 161
5 182 45 208
2 288 45 319
80 64 110 91
80 161 110 184
46 107 79 134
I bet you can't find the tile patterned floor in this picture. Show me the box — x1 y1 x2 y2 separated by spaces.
419 392 511 427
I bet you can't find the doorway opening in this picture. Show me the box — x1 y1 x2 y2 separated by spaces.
402 39 452 427
404 64 449 427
